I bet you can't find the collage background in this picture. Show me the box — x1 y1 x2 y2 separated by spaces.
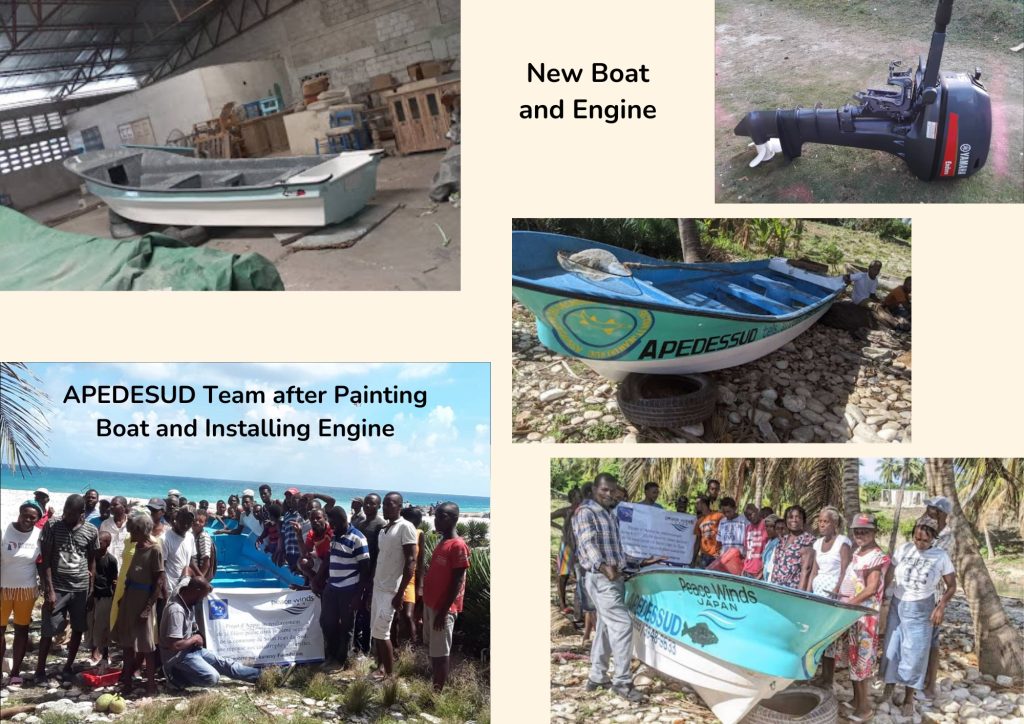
4 2 1024 722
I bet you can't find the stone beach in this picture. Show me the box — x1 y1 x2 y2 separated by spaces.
513 300 911 443
549 591 1023 723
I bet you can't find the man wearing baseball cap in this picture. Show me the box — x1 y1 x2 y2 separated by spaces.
922 496 953 700
147 497 169 539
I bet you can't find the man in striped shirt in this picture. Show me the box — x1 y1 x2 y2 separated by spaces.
281 488 303 573
572 473 642 702
315 506 370 667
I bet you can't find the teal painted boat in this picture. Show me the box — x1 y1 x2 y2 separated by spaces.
64 147 381 227
211 529 303 589
626 566 871 723
512 232 844 380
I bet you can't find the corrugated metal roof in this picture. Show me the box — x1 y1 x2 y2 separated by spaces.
0 0 227 108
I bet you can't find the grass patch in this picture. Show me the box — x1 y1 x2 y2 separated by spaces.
379 678 402 708
303 671 335 701
255 665 283 693
583 423 622 442
394 645 424 678
288 663 316 690
343 677 374 714
121 692 234 724
39 715 81 724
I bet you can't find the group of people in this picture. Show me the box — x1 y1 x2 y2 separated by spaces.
1 482 471 696
554 474 956 719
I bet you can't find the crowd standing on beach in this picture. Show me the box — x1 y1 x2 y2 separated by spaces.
1 482 471 698
552 474 957 720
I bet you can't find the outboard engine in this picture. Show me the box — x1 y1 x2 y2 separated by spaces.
733 0 991 181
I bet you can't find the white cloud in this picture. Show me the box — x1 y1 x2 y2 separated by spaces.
397 363 449 379
428 405 456 429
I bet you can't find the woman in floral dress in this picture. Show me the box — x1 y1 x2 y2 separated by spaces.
835 512 891 722
768 505 815 590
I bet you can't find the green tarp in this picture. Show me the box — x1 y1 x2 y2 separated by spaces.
0 207 284 291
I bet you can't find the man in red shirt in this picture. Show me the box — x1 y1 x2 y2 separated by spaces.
296 507 333 585
422 502 470 691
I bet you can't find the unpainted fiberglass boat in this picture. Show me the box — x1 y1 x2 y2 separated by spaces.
626 566 871 724
63 147 382 227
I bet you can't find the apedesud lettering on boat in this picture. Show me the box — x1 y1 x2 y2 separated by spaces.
512 232 845 380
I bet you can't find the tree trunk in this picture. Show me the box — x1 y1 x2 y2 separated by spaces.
928 458 1024 678
888 486 906 555
842 458 861 533
753 458 765 508
983 522 993 561
678 219 706 263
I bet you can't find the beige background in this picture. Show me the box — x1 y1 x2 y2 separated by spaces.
4 1 1024 721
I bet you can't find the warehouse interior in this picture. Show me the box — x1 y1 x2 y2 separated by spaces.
0 0 460 290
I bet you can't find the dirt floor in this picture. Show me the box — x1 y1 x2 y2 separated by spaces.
25 151 459 291
715 0 1024 203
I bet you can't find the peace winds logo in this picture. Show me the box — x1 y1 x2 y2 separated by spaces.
543 299 653 360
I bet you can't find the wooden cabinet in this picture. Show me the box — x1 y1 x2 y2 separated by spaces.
387 78 459 154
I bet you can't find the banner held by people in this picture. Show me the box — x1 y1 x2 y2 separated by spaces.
616 502 696 565
204 587 325 666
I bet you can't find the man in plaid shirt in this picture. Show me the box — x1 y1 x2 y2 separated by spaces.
571 473 642 702
281 488 303 572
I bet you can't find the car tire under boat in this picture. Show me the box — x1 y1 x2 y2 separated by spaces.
616 373 717 428
742 685 838 724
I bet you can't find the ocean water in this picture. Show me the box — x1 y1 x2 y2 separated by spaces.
1 466 490 513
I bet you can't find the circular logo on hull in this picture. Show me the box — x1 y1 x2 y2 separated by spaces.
542 299 653 360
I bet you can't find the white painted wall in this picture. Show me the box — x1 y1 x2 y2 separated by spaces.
65 61 290 149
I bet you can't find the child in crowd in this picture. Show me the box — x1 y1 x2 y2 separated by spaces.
87 531 117 672
256 503 283 565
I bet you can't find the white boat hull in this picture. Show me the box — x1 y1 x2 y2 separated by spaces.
103 193 331 227
632 618 793 724
584 305 831 381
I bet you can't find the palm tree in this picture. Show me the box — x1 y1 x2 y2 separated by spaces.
678 219 706 263
880 457 924 553
954 458 1024 545
842 458 861 530
0 363 52 474
927 458 1023 678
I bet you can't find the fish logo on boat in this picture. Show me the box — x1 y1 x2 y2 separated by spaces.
681 621 719 648
542 299 653 359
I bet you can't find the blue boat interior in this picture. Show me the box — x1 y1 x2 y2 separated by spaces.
210 529 303 589
512 232 840 319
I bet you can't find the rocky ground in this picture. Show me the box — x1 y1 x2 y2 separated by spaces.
513 300 912 444
1 637 487 723
550 591 1024 724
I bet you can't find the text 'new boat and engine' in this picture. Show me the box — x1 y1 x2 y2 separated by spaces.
63 147 382 227
626 566 871 724
512 232 845 381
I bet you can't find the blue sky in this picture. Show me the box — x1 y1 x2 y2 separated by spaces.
860 458 881 482
21 363 490 496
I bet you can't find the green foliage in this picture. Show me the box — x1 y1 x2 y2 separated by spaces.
550 458 622 494
303 671 334 701
512 218 682 259
860 482 883 503
465 519 489 547
455 521 468 538
821 241 844 272
459 546 491 656
872 510 917 541
420 533 489 656
343 678 374 714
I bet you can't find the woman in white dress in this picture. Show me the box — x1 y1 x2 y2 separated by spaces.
809 506 852 686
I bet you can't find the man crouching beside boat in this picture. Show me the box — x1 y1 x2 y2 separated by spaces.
572 473 658 702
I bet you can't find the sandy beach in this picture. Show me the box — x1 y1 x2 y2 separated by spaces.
0 486 488 532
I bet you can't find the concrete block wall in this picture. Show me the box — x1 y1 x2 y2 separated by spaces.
177 0 460 101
